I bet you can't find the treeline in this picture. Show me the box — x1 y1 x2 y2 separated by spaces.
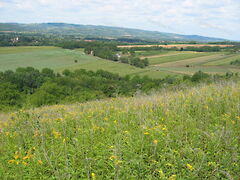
0 33 62 46
122 46 222 52
181 46 221 52
0 67 164 111
0 67 238 111
119 56 149 68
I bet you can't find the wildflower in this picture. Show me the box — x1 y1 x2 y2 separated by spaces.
38 160 43 165
8 160 16 164
208 161 217 167
144 132 150 135
109 155 117 160
22 161 28 166
104 117 108 121
166 163 173 167
158 169 165 178
168 174 177 180
91 173 96 179
23 154 33 160
14 154 20 160
153 140 158 145
52 130 61 139
187 163 194 170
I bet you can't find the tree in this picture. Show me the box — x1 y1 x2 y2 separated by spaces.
29 82 67 107
0 83 22 110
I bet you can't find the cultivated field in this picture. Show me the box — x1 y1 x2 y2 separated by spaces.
118 44 233 48
137 50 240 75
0 46 239 77
1 81 239 179
0 46 172 78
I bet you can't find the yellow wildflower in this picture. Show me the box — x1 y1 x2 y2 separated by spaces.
144 132 150 135
168 174 176 180
8 160 16 164
187 163 194 170
91 173 96 179
23 154 33 160
153 140 158 145
52 130 61 139
22 161 28 166
158 169 165 178
38 160 43 165
109 155 117 160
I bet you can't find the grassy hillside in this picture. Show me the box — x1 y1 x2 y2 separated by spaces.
0 46 172 78
0 81 239 179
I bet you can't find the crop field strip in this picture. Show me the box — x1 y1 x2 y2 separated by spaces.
153 54 225 67
145 52 240 75
118 44 233 48
147 52 215 65
204 54 240 66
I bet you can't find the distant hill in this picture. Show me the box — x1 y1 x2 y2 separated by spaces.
0 23 226 42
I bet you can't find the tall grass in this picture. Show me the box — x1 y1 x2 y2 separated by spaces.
0 81 240 179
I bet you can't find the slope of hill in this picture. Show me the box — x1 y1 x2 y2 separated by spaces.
1 81 239 179
0 23 226 42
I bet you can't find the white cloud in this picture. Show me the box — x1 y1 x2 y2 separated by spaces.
0 0 239 40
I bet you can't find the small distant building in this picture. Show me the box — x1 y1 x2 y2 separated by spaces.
11 37 19 43
116 53 121 59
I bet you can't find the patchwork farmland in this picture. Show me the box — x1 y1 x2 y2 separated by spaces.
0 46 239 77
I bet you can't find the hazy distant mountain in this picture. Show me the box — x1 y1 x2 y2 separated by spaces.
0 23 226 42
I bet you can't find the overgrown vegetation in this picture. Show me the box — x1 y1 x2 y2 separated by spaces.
0 80 239 179
0 67 238 111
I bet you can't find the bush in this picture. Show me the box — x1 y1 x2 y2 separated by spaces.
191 71 210 82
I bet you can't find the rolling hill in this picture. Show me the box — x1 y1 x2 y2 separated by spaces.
0 23 226 42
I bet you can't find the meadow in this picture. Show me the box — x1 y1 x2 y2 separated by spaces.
0 46 172 78
0 80 239 179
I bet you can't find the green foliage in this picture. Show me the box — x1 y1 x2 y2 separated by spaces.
191 71 210 82
29 82 67 107
0 67 238 110
0 83 22 111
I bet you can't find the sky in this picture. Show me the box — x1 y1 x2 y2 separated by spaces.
0 0 239 40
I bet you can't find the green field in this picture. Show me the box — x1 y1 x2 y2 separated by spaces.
1 46 239 77
1 81 239 179
0 46 172 78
